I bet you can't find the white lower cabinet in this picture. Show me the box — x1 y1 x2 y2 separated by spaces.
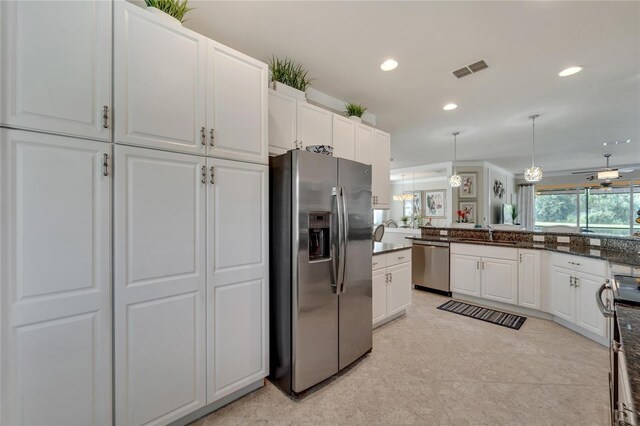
207 158 269 402
450 253 482 296
481 258 518 304
518 249 541 310
372 249 412 326
114 145 207 425
0 129 112 426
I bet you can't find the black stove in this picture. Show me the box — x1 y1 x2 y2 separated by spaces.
613 275 640 307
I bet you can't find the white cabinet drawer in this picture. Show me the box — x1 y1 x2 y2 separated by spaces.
386 249 411 267
550 253 606 277
372 254 387 271
450 243 517 261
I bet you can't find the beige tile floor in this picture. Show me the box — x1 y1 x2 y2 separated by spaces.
194 290 610 425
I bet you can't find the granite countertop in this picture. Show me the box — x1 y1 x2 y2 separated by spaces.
373 242 412 256
616 303 640 414
407 236 640 268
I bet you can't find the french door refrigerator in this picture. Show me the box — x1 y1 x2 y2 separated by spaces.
270 150 372 395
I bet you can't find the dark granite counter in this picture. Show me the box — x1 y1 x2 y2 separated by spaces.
407 236 640 267
373 242 412 256
616 303 640 414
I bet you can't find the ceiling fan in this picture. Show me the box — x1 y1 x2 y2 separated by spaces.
571 154 636 187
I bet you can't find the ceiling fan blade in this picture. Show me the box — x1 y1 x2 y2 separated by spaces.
573 170 599 175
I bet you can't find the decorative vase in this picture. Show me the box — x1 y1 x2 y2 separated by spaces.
271 81 306 101
146 7 182 27
349 116 363 123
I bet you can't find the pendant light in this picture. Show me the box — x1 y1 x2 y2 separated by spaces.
449 131 462 187
524 114 543 182
393 174 413 201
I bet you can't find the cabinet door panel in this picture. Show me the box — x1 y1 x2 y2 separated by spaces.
332 115 355 160
296 102 332 149
1 1 111 140
268 89 296 155
450 254 481 296
575 273 606 336
1 130 111 425
551 266 574 322
114 145 206 425
372 268 387 324
372 130 391 208
355 124 373 165
115 1 206 154
207 158 268 402
481 258 518 305
387 263 412 316
208 41 267 164
518 250 541 309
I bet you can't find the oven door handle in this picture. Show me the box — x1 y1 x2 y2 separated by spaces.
596 280 614 318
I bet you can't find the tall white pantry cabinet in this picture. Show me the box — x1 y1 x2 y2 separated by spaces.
0 1 269 425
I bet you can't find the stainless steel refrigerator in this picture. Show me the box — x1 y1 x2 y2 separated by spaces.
269 150 373 396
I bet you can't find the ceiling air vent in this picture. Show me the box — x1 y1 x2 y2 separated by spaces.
452 59 489 79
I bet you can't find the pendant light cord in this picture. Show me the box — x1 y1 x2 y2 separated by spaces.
529 114 539 167
452 132 459 174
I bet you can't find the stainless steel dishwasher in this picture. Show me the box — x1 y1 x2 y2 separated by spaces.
412 240 450 295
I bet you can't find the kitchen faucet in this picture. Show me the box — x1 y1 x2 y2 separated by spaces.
487 225 494 241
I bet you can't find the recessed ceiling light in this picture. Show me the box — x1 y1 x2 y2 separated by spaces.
603 142 607 146
380 59 398 71
443 103 458 111
627 139 631 143
558 66 583 77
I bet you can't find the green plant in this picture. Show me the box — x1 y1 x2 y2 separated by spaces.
145 0 193 23
400 215 409 224
268 56 313 92
509 204 519 221
345 103 367 118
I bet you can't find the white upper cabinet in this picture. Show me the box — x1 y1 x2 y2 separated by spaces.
207 158 268 402
1 129 112 426
206 41 268 164
332 115 356 160
355 123 373 165
114 145 207 425
372 129 391 208
296 101 333 150
268 89 297 156
1 0 112 141
114 1 207 155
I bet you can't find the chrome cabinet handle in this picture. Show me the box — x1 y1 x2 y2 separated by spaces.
210 166 215 184
209 128 215 147
519 254 522 263
476 261 479 270
574 277 580 288
200 127 206 146
102 105 109 128
200 165 206 184
389 272 392 283
102 153 109 177
569 276 574 287
596 280 613 317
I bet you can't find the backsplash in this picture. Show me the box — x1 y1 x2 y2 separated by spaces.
420 227 640 253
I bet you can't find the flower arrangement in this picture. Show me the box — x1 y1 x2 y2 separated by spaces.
456 209 470 223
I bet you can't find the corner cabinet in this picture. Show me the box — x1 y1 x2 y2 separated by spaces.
1 0 112 141
1 129 112 426
114 1 207 155
206 158 269 402
372 249 412 327
206 40 268 164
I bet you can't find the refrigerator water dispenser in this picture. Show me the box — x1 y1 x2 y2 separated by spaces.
308 212 331 261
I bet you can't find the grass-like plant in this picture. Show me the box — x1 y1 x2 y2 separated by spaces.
345 103 367 118
145 0 193 23
269 56 313 92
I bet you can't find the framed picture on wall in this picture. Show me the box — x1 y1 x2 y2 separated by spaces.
402 191 422 217
423 190 446 218
459 201 477 223
459 173 477 198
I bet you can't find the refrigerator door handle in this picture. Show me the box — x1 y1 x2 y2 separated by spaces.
333 186 345 293
339 187 349 293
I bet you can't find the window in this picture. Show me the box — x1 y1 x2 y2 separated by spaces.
535 183 639 236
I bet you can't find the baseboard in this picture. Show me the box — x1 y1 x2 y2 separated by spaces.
373 309 406 329
169 379 264 426
451 293 609 347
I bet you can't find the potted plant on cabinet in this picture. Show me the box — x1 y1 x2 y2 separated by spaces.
268 56 312 101
400 216 410 227
145 0 193 26
345 103 367 123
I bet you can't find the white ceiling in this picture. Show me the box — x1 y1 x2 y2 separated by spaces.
185 1 640 174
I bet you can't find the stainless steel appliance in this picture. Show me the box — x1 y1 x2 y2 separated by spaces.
269 150 373 396
411 240 450 295
598 275 639 425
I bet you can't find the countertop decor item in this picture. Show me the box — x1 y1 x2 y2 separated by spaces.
305 145 333 156
145 0 192 24
449 132 462 187
345 103 367 122
269 56 313 100
524 114 544 182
